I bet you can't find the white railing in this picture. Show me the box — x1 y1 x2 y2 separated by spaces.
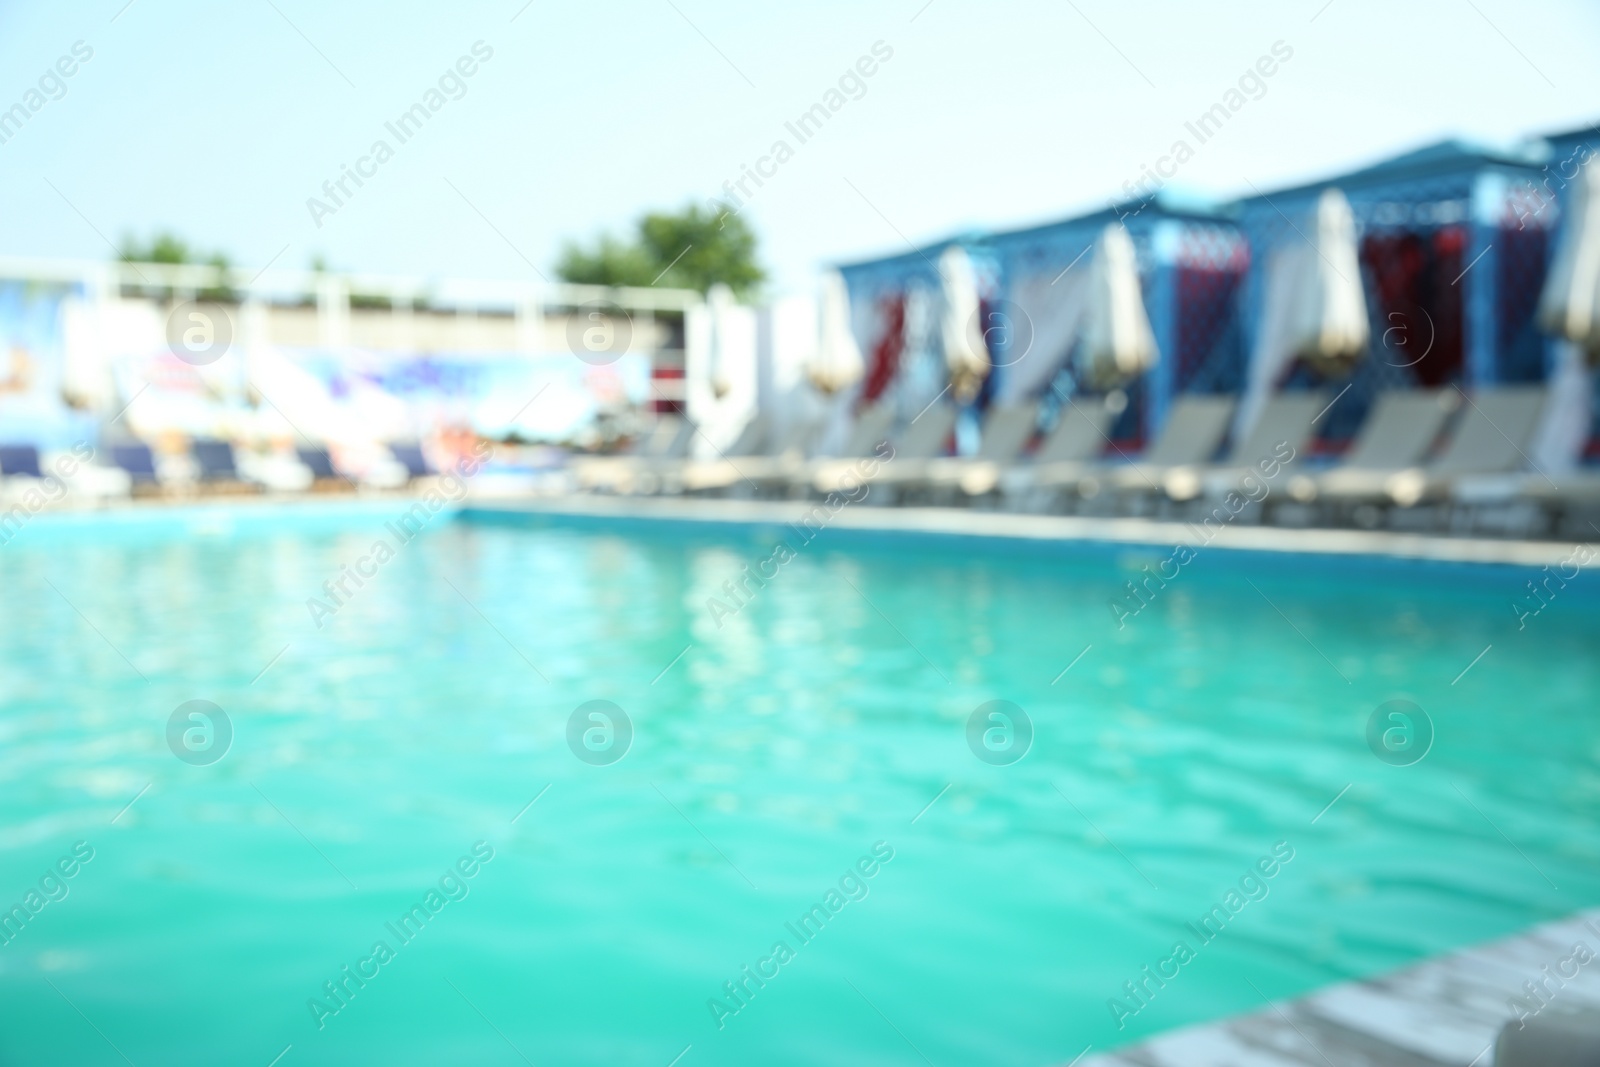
0 255 706 315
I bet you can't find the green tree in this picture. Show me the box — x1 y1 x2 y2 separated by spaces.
119 232 191 264
118 232 236 301
557 203 764 297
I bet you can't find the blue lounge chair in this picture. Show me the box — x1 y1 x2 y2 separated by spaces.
191 440 239 482
0 445 43 478
389 444 433 480
296 447 338 481
111 444 159 484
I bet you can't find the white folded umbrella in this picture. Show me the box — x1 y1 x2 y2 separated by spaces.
1237 187 1368 437
1075 223 1159 389
706 283 736 399
1538 158 1600 364
806 271 865 395
1300 189 1367 373
939 246 989 402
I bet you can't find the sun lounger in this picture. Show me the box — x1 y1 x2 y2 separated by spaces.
997 397 1121 503
0 444 129 504
630 417 702 494
111 444 159 486
190 439 259 494
686 415 831 498
232 448 314 492
841 403 894 445
110 442 176 497
297 447 337 481
116 441 212 495
572 416 696 493
911 403 1041 497
336 442 412 490
50 450 133 501
0 445 43 479
0 445 45 505
1391 386 1547 506
679 414 772 493
724 415 769 457
816 403 957 494
1062 394 1234 501
1291 388 1460 505
826 404 896 463
1164 391 1327 502
727 415 827 491
389 444 434 480
193 440 238 481
786 403 894 494
1309 388 1543 512
1518 470 1600 536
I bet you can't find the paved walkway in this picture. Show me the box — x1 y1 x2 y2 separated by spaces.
1076 910 1600 1067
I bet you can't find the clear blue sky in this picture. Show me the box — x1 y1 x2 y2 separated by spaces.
1 0 1597 294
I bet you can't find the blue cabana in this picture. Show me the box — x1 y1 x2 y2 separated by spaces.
1234 140 1552 443
985 191 1247 445
836 232 993 422
832 137 1567 456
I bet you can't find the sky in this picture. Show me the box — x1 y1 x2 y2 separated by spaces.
1 0 1598 296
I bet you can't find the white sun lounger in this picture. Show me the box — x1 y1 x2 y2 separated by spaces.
572 416 696 493
1395 386 1548 506
811 403 952 494
1165 391 1327 502
998 397 1121 501
783 403 895 493
889 402 1040 497
1310 387 1544 509
679 415 771 493
1294 388 1460 504
1517 469 1600 534
1091 394 1236 497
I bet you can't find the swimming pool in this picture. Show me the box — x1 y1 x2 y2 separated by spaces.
2 501 1596 1065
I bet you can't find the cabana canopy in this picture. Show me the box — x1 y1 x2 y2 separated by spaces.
1234 138 1551 441
983 190 1245 443
831 136 1565 451
836 232 992 420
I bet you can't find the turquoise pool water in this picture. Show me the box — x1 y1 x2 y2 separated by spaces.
2 502 1598 1066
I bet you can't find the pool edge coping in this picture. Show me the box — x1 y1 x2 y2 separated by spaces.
459 495 1593 569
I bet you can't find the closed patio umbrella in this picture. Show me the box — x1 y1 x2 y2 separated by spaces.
1075 222 1159 389
939 246 989 403
1538 158 1600 364
807 270 864 395
1237 187 1368 436
706 283 735 398
1259 187 1369 379
1295 188 1368 375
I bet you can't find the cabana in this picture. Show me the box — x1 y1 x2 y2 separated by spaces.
836 233 993 438
1234 140 1554 449
984 191 1248 450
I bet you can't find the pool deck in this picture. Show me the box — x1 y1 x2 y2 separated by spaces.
461 495 1594 569
1073 908 1600 1067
